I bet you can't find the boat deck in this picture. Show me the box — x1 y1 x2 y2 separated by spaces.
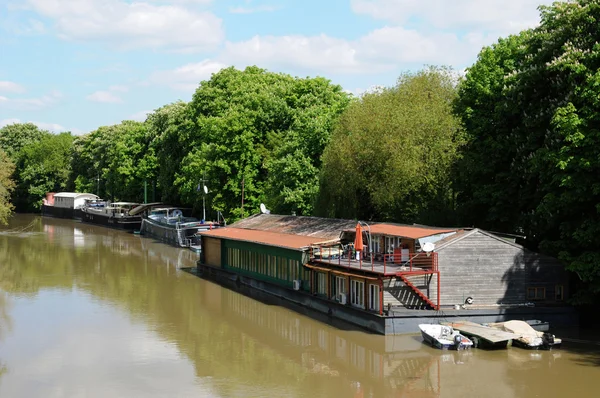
443 321 520 343
311 257 433 276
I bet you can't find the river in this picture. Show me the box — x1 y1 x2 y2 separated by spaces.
0 214 599 397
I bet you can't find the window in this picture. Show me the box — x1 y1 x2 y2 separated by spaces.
555 285 564 301
527 287 546 300
335 276 346 300
372 238 380 254
317 273 327 295
369 284 380 312
350 279 365 308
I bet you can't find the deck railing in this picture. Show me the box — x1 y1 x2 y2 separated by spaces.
310 245 438 275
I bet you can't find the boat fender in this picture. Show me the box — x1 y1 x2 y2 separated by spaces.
471 336 479 348
465 296 474 305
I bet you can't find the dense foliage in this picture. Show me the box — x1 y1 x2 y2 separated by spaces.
0 149 16 224
179 66 350 218
0 123 72 211
455 0 600 301
317 67 464 224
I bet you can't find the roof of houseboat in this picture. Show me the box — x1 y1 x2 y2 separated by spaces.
356 224 458 239
200 227 334 251
229 213 357 240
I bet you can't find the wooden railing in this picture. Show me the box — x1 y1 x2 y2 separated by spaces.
310 246 438 275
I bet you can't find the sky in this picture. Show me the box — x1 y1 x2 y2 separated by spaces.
0 0 554 135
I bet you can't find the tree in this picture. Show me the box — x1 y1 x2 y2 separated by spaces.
19 133 74 209
0 123 51 211
0 149 15 224
179 66 350 221
317 67 464 224
70 121 156 202
455 0 600 301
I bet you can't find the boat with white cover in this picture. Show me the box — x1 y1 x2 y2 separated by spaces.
419 324 473 350
487 320 561 350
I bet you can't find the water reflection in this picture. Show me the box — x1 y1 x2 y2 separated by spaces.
0 215 599 397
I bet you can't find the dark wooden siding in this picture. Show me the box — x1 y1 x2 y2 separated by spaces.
430 230 568 306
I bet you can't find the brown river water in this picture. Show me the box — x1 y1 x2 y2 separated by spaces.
0 214 599 398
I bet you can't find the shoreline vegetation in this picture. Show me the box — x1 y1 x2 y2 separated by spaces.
1 1 599 308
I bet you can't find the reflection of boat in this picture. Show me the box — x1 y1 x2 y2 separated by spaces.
487 320 561 350
81 200 142 230
442 321 519 349
133 204 222 248
419 324 473 350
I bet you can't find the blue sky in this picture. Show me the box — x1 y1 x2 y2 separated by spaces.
0 0 554 134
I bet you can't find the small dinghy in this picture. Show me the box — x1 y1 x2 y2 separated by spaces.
487 320 561 350
419 324 473 350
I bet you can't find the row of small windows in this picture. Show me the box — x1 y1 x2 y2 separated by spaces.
226 247 308 284
527 285 564 301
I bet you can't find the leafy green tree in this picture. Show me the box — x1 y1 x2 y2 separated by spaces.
146 101 193 205
0 149 15 224
455 0 600 301
19 133 74 209
318 67 464 224
180 66 350 221
0 123 52 211
70 121 156 202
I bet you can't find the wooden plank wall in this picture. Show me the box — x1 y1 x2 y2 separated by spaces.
203 237 222 268
430 231 568 306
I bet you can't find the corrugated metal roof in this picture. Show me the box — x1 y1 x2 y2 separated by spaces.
357 224 458 239
200 227 331 251
230 214 357 240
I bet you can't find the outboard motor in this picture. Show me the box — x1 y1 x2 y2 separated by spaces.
541 332 555 349
454 334 464 350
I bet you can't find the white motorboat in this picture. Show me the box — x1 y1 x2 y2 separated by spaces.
419 324 473 350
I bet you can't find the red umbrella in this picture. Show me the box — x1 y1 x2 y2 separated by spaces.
354 223 363 254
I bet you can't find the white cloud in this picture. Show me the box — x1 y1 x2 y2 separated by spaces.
350 0 554 33
127 110 152 122
151 60 228 91
86 91 123 104
26 0 224 52
0 91 62 111
0 118 67 133
229 5 279 14
221 35 369 74
0 81 25 94
86 84 129 103
219 28 488 75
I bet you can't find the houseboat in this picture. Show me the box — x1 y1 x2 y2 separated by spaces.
195 213 576 335
80 199 142 230
41 192 99 219
131 203 222 248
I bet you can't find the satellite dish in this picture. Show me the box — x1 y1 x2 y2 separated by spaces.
203 185 208 194
422 242 435 252
260 203 270 214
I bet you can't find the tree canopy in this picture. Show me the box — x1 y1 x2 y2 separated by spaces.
0 149 15 224
178 66 350 219
317 67 464 224
455 0 600 301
